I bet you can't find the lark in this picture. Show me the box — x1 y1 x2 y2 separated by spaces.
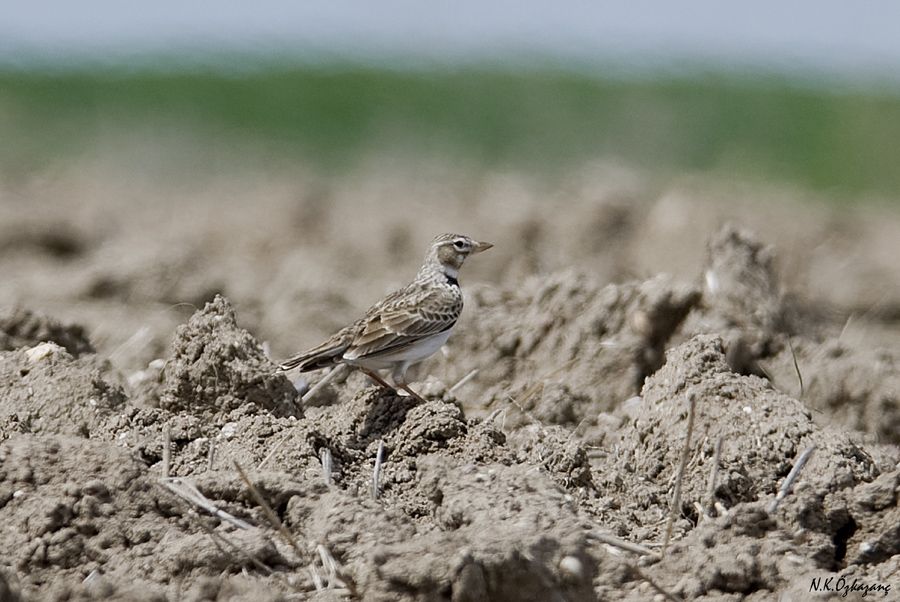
279 233 492 401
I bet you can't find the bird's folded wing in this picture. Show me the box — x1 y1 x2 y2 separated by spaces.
278 325 356 371
347 291 458 359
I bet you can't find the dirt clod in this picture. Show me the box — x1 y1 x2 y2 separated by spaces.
160 295 298 418
457 271 700 425
0 347 125 440
0 308 95 358
623 334 876 514
683 224 786 375
2 175 899 601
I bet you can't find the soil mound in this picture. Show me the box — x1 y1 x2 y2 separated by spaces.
765 339 900 445
260 388 600 601
0 434 296 601
160 295 298 418
0 345 125 440
622 335 876 514
682 224 786 375
455 271 699 423
0 308 94 358
2 191 900 600
611 466 900 600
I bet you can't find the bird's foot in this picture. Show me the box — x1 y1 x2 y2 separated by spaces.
398 383 428 404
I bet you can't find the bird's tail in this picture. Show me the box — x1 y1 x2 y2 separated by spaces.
278 335 350 373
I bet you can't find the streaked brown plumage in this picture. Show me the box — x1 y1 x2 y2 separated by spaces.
279 233 492 400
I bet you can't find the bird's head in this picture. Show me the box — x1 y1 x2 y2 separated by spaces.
427 233 493 277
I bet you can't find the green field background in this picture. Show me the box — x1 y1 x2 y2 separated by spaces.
3 63 900 199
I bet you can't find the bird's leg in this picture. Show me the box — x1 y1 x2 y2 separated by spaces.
392 363 428 403
359 367 398 394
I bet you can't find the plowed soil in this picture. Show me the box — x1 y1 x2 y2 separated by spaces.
1 163 898 600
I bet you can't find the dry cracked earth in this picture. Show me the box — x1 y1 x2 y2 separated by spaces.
1 162 899 600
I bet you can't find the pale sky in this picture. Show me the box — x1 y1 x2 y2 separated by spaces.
3 1 900 81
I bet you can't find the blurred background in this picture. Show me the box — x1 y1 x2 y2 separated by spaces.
4 1 900 194
2 1 899 370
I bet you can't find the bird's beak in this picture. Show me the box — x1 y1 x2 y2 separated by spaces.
473 241 493 253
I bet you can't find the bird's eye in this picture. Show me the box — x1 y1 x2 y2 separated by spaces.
453 240 467 250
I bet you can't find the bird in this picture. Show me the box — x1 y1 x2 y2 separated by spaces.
278 233 492 402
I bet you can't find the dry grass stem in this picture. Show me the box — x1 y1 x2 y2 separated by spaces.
162 423 171 479
838 313 855 342
190 509 274 576
309 564 324 591
189 509 311 596
505 394 543 427
704 437 724 517
234 460 306 560
82 570 100 585
315 544 351 592
257 430 291 470
588 531 660 558
768 445 816 513
302 364 348 403
787 338 804 398
483 408 504 425
320 447 333 486
207 439 216 472
307 545 356 597
448 368 479 394
372 440 385 500
108 325 152 364
663 392 697 554
159 477 253 530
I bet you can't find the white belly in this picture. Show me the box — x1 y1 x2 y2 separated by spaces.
345 329 452 370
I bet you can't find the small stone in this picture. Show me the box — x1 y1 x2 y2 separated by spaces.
25 342 64 363
559 555 583 580
221 422 238 439
621 396 643 419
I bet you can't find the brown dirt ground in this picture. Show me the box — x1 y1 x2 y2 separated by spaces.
1 161 899 600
